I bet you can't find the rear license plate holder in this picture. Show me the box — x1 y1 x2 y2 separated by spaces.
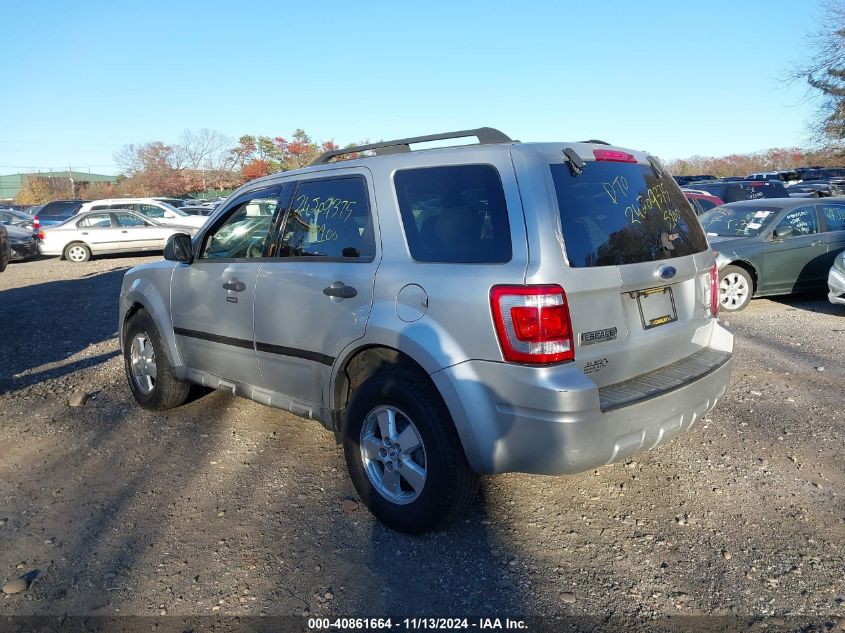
630 286 677 330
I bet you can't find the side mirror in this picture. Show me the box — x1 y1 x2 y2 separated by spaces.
773 225 794 240
164 212 175 219
164 233 193 262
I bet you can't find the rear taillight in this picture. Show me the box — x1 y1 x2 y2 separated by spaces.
708 264 719 317
38 230 45 240
33 216 40 229
593 149 637 163
490 285 574 364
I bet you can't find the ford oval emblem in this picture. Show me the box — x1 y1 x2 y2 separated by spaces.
658 265 677 280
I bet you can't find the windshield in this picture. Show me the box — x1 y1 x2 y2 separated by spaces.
550 160 709 267
700 205 779 237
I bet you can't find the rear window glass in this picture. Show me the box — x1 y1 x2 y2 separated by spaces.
39 201 82 217
699 205 780 237
550 161 708 267
394 165 511 263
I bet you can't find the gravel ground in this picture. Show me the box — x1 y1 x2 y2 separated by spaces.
0 256 843 632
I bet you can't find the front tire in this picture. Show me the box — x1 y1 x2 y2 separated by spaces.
719 265 754 312
343 367 479 534
64 242 91 263
124 310 190 410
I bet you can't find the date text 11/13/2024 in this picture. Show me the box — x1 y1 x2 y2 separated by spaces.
307 617 529 630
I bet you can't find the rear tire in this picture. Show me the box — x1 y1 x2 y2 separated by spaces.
719 265 753 312
343 367 479 534
124 310 190 410
64 242 91 263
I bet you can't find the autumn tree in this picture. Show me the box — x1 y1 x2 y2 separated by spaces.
14 176 72 204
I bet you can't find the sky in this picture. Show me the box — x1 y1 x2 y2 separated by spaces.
0 0 826 175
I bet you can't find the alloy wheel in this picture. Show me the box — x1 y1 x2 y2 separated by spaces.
359 405 427 505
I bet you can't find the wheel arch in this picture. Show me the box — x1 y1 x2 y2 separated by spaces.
330 343 484 473
121 282 183 372
63 241 91 260
725 259 759 294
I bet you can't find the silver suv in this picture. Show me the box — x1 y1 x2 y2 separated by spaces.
119 128 733 533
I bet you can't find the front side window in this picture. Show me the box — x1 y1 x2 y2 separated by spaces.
278 176 374 259
113 212 150 227
394 164 511 263
821 203 845 232
550 161 708 267
77 213 113 228
201 191 280 259
775 207 818 236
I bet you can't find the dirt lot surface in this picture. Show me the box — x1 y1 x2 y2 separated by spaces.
0 256 843 632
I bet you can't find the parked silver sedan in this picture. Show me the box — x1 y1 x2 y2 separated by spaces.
829 251 845 305
39 210 197 262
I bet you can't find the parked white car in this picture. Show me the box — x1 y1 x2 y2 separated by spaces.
39 209 197 262
79 198 209 228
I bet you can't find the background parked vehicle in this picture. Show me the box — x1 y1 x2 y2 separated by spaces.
179 205 215 216
0 208 38 231
5 224 39 261
79 199 208 228
683 189 724 215
39 209 197 262
0 225 8 272
673 174 717 187
686 179 789 202
786 181 833 198
702 198 845 311
829 251 845 305
34 200 90 227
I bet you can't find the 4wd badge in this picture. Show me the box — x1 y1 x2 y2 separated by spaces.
580 327 617 346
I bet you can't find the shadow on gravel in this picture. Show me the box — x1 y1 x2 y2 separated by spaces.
0 267 128 392
767 292 844 317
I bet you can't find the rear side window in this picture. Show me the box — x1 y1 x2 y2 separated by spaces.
821 203 845 232
550 161 708 268
39 201 81 217
394 164 511 263
77 213 112 228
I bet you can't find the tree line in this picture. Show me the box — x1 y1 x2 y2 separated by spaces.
15 128 362 204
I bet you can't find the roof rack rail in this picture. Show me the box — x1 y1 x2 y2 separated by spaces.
310 127 514 166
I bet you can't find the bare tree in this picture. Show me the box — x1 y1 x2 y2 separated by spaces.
791 1 845 143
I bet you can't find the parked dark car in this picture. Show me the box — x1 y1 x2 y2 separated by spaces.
5 224 39 261
179 205 215 216
686 180 789 203
701 198 845 311
786 181 833 198
0 225 9 272
1 208 39 231
34 200 90 227
798 167 845 182
673 174 717 187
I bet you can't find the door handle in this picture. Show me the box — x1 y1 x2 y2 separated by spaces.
81 232 88 235
222 279 247 292
322 282 357 299
122 230 129 234
811 240 824 246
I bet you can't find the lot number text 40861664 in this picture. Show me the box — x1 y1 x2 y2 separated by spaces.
307 618 528 630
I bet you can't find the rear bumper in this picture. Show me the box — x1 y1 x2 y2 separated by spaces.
828 267 845 305
432 327 733 475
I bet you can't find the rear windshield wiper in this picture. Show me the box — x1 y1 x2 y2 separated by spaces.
562 148 585 176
